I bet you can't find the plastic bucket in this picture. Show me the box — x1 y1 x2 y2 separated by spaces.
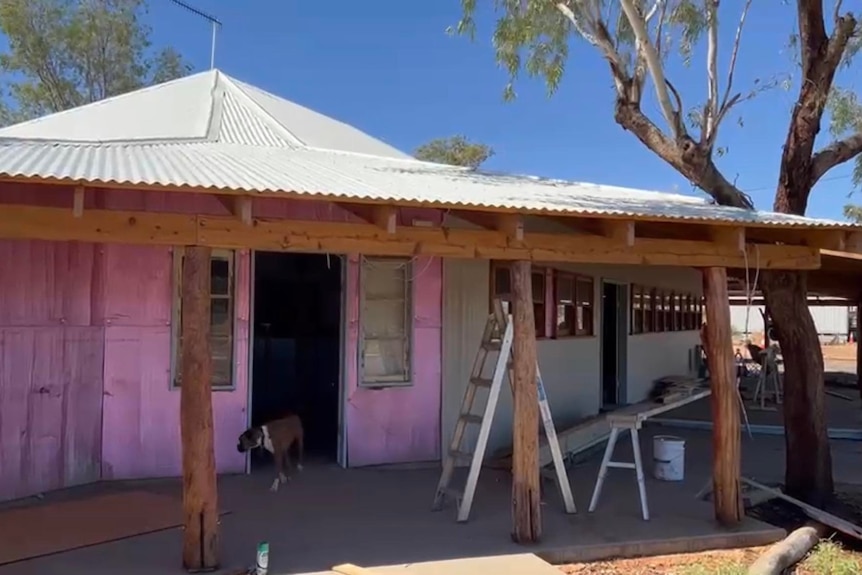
653 435 685 481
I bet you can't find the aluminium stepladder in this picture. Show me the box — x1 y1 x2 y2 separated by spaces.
431 298 576 522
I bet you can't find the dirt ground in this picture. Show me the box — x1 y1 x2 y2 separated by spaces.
560 547 764 575
559 542 862 574
821 343 857 363
730 338 857 364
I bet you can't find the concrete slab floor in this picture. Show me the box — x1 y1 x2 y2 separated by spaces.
0 428 789 575
648 384 862 430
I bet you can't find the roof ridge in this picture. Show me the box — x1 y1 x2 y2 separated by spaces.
220 75 306 147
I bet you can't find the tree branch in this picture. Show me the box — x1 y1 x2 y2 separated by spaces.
704 0 720 145
810 132 862 185
776 9 857 213
614 100 754 209
712 0 754 149
618 0 684 139
556 3 632 99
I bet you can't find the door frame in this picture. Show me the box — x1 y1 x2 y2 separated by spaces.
599 279 629 407
245 251 348 472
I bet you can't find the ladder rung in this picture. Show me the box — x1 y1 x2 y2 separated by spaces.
449 449 473 463
607 461 636 470
482 340 502 351
459 413 482 425
469 377 492 388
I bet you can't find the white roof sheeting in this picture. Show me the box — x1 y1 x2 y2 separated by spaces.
0 69 854 230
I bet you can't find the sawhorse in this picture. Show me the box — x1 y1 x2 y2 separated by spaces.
588 389 712 521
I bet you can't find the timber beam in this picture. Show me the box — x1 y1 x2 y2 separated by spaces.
710 227 745 252
337 203 398 234
0 204 823 270
72 186 86 218
552 216 636 247
449 210 525 241
217 196 253 225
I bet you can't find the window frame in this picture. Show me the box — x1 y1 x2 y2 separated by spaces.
170 247 237 391
553 271 595 338
359 256 414 388
644 288 655 333
630 285 644 335
490 261 549 339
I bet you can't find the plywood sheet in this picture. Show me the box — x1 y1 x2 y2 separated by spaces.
0 490 225 565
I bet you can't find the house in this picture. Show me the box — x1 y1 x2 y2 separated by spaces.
0 69 858 567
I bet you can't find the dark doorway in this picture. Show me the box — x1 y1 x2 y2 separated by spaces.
251 253 342 468
601 282 621 408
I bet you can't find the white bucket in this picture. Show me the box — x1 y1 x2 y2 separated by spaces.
652 435 686 481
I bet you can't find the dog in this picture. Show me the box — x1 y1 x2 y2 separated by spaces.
237 414 304 492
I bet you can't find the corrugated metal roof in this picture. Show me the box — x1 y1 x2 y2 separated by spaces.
0 69 854 230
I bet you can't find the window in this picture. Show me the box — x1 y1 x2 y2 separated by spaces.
532 270 547 337
490 262 547 338
645 289 655 333
171 248 235 390
631 285 644 334
491 263 513 317
555 273 575 337
686 295 696 330
655 290 666 332
361 257 412 386
630 286 701 334
576 277 594 336
555 272 594 337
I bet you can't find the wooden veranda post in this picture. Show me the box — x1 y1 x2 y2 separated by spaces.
510 261 541 543
701 267 742 526
180 246 220 571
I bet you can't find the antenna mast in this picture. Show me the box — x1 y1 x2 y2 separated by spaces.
166 0 223 69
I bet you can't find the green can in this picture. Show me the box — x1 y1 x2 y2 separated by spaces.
255 541 269 575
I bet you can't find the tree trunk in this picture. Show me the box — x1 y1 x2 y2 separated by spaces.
180 246 220 571
510 260 541 544
701 267 742 526
760 269 833 506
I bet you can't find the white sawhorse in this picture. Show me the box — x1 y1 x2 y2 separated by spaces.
588 415 650 520
587 389 712 521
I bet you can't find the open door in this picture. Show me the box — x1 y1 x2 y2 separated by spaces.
601 281 628 409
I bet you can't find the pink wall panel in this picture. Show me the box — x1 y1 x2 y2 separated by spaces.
0 185 446 477
0 239 105 502
100 248 250 479
0 326 103 501
101 325 178 479
0 240 97 326
344 255 442 467
0 182 71 208
98 245 173 327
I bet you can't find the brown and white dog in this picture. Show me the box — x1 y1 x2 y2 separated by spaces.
236 414 305 492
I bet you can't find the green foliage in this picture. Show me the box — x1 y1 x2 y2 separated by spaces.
0 0 191 124
801 540 862 575
843 203 862 223
414 136 494 169
828 88 862 188
452 0 716 101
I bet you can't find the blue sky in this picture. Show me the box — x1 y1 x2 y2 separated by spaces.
148 1 859 220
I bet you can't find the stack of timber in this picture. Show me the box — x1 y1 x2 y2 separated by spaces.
490 375 709 470
648 375 710 404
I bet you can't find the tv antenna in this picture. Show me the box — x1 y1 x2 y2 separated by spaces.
166 0 223 70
